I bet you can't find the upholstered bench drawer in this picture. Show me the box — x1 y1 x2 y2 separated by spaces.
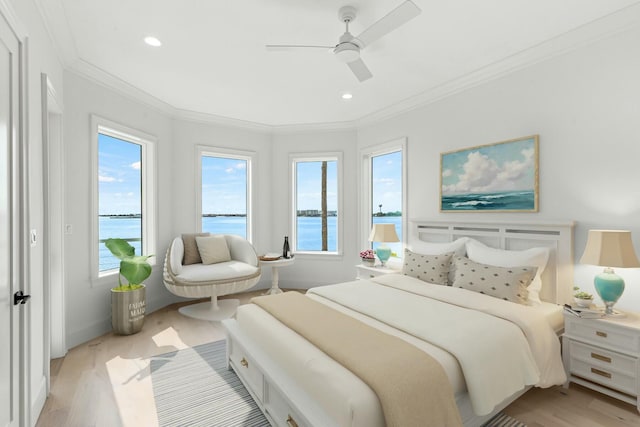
264 382 309 427
229 340 264 402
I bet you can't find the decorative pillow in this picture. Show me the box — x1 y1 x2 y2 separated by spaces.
465 239 549 305
402 249 453 286
195 235 231 265
181 233 210 265
452 256 537 304
408 237 468 257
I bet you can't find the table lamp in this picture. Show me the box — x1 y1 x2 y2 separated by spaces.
368 223 400 267
580 229 640 315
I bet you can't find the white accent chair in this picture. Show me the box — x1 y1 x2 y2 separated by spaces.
163 234 261 320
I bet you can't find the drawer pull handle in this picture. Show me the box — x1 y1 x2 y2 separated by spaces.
595 331 608 338
287 414 299 427
591 367 612 379
240 357 248 368
591 352 612 363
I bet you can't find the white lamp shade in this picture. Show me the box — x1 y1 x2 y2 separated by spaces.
580 229 640 268
368 223 400 243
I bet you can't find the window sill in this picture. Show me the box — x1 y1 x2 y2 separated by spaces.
291 251 343 261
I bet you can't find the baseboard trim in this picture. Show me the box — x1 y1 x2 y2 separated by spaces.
31 375 47 427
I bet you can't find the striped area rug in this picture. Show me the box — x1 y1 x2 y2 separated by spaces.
150 341 525 427
150 341 269 427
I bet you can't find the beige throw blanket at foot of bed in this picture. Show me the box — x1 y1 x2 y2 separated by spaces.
252 292 463 427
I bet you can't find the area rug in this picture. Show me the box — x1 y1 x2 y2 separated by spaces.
150 340 525 427
150 340 269 427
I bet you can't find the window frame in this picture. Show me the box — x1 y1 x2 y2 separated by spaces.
289 151 343 257
91 115 158 285
359 138 407 254
196 145 256 243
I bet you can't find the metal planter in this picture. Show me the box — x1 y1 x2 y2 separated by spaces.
111 285 146 335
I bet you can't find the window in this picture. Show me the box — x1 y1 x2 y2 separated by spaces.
291 153 342 254
198 147 254 241
361 139 406 258
92 116 156 278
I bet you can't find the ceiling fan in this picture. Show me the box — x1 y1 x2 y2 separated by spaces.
266 1 421 82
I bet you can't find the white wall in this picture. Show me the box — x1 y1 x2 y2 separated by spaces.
357 26 640 311
63 72 175 347
8 0 65 422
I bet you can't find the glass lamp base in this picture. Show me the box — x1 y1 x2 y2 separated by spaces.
594 268 625 316
376 246 392 267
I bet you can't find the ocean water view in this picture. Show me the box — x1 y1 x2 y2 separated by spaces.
99 215 403 270
441 190 535 211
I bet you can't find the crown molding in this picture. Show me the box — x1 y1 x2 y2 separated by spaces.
175 108 272 132
69 58 176 116
0 0 27 38
356 3 640 128
34 0 77 67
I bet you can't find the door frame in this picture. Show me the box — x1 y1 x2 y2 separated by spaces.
41 73 66 394
0 2 29 426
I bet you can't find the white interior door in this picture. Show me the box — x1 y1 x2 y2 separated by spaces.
0 9 23 427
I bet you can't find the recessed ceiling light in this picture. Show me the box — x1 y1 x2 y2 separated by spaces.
144 36 162 47
341 93 353 100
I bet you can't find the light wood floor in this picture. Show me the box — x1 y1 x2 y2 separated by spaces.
37 291 640 427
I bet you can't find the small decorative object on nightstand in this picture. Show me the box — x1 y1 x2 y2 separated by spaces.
562 310 640 413
359 249 375 266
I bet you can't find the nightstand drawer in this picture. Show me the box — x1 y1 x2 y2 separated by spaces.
570 341 637 373
566 318 640 354
571 358 637 395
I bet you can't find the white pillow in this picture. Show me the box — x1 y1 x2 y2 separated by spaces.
408 237 468 257
195 235 231 265
465 239 549 305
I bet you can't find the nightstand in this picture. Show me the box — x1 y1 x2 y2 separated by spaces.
355 264 400 280
562 311 640 412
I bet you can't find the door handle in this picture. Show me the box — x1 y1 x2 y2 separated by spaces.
14 290 31 305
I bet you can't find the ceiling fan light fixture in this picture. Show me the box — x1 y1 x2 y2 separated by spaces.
334 43 360 63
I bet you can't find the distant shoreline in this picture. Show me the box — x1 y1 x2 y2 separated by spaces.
100 212 402 218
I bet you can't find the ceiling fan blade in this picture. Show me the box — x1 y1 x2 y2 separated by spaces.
347 58 373 82
354 1 421 48
266 44 334 52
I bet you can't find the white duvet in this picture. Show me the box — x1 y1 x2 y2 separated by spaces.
307 274 566 416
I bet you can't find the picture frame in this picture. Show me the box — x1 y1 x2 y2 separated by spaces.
440 135 539 212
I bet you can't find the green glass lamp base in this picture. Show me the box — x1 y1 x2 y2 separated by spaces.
594 268 625 315
376 246 392 267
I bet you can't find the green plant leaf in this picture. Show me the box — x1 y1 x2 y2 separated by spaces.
119 257 152 286
105 238 135 260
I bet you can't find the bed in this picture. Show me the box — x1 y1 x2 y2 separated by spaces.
222 220 575 427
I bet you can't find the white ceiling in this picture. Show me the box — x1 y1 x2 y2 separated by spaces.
39 0 640 128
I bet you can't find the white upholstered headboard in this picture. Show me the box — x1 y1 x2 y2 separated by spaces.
410 219 575 304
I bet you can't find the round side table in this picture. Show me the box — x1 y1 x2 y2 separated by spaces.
259 257 295 295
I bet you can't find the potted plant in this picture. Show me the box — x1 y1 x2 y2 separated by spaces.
360 249 375 267
573 286 594 308
105 238 153 335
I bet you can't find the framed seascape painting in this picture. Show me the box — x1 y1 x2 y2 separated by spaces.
440 135 539 212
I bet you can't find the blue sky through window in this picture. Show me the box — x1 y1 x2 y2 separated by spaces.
372 150 402 214
201 156 247 215
296 161 337 211
98 133 142 215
